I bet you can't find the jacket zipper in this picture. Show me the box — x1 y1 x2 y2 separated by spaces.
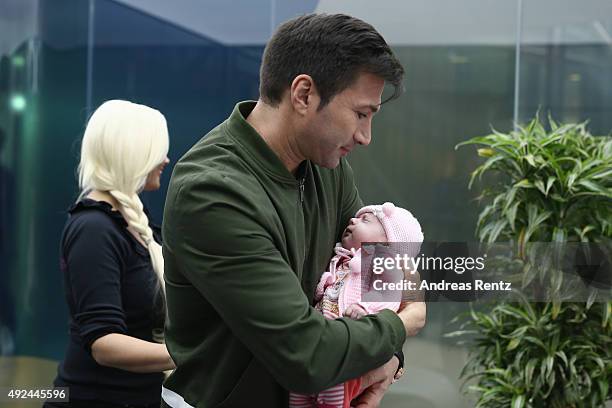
298 177 305 203
298 176 307 284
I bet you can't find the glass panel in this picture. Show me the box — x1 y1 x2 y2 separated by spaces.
21 2 612 407
0 0 90 399
519 0 612 134
0 0 41 359
315 2 519 407
1 1 524 406
89 0 319 220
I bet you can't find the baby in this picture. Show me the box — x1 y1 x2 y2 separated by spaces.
290 202 424 408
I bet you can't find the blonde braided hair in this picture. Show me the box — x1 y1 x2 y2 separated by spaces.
109 190 165 294
78 100 169 294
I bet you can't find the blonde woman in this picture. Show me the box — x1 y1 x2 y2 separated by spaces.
45 100 175 408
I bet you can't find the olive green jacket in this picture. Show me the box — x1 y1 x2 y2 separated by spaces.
161 102 405 408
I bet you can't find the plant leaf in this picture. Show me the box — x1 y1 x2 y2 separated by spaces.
511 394 525 408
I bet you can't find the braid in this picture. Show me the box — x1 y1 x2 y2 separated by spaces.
109 190 165 294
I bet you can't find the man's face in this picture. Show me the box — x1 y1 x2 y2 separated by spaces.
341 211 387 251
300 72 385 168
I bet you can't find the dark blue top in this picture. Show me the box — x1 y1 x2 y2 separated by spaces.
53 198 165 405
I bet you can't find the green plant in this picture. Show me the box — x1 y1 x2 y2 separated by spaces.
448 115 612 407
460 116 611 246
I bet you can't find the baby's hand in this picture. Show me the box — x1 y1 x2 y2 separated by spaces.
344 303 367 320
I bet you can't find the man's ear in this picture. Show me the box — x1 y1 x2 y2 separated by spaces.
290 74 319 116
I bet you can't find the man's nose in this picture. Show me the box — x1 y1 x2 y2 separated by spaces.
354 126 371 146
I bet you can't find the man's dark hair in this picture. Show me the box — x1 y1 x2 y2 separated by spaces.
259 13 404 109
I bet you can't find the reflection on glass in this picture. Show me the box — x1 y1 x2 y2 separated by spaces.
519 1 612 134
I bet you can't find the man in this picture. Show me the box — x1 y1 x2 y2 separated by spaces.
162 13 426 408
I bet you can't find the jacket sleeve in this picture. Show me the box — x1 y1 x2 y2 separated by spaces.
164 171 405 394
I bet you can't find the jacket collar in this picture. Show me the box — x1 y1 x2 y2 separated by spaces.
224 101 309 184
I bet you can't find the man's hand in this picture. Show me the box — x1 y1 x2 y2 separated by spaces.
344 303 367 319
397 301 426 337
397 268 426 337
352 356 399 408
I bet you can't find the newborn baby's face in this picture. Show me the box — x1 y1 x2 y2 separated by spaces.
341 211 387 251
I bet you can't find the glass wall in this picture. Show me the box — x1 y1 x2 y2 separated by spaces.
519 0 612 135
0 1 609 407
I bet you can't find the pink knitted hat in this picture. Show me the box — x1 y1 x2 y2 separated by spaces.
355 202 424 257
